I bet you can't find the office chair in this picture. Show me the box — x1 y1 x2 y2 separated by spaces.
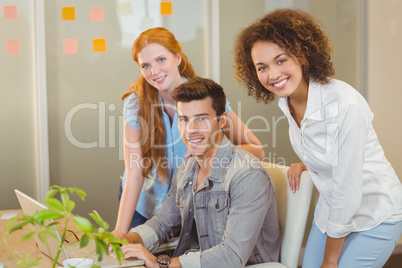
156 162 314 268
246 162 314 268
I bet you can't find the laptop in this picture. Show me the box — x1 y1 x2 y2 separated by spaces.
15 189 145 267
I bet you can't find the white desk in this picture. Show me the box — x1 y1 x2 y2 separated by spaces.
0 210 145 268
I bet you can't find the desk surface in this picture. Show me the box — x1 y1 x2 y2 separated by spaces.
1 210 145 268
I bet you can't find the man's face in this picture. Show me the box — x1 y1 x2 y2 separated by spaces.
177 97 226 161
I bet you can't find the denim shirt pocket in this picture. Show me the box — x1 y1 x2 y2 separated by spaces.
207 191 230 237
176 188 188 212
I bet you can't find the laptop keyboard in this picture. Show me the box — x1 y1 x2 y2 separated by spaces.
65 242 101 262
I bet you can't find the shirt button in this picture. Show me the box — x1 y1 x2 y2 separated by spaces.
176 200 180 205
189 181 192 185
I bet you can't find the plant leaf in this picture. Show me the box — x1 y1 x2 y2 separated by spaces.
60 190 70 206
45 197 65 211
80 233 89 248
8 220 31 234
70 187 87 201
21 231 36 242
89 210 105 229
73 216 92 233
111 243 125 265
37 231 48 244
18 253 41 267
34 210 63 221
94 237 106 262
65 199 76 212
45 188 58 199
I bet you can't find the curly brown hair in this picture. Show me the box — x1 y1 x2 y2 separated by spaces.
234 9 335 103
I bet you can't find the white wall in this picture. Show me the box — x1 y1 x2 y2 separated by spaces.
367 0 402 181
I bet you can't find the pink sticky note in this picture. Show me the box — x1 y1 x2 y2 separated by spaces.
3 5 18 20
6 39 21 54
63 39 78 54
90 7 104 22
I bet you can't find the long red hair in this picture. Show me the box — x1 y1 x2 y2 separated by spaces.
121 27 195 182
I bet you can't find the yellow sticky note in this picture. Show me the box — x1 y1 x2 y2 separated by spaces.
6 39 21 55
3 5 18 20
63 39 78 54
160 2 173 16
62 7 76 21
93 38 107 53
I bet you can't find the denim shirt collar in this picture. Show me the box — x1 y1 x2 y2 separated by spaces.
179 135 234 187
206 135 233 182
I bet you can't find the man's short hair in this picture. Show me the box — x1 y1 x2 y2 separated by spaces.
171 77 226 117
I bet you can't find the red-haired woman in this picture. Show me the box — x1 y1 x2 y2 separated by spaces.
113 27 264 239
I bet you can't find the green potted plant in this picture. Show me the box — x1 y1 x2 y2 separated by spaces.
3 185 127 268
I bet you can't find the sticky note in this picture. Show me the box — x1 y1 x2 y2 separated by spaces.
63 39 78 54
119 2 132 16
93 38 107 53
90 7 104 22
3 5 18 20
6 39 21 55
160 2 173 16
62 7 76 20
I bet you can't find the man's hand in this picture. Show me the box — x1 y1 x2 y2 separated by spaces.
111 243 158 268
287 162 307 193
111 229 126 239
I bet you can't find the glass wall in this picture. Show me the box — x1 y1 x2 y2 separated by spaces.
45 0 209 225
0 0 37 209
1 0 361 227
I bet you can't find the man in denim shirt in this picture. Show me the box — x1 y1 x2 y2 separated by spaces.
113 77 280 268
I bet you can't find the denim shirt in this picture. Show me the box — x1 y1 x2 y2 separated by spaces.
131 137 280 268
122 92 232 219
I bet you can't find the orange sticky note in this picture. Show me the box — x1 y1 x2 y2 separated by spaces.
3 5 18 20
160 2 173 16
63 39 78 54
62 7 76 20
6 39 21 55
90 7 104 22
93 38 107 53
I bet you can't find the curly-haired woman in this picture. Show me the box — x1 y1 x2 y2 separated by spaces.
234 9 402 268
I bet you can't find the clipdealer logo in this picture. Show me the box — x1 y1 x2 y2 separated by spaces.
64 102 121 149
63 101 288 163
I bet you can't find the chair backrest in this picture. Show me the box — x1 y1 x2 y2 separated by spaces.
263 162 314 268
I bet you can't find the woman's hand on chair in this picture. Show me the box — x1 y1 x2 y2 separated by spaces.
287 162 307 193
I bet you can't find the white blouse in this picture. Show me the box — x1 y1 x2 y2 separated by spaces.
278 79 402 238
